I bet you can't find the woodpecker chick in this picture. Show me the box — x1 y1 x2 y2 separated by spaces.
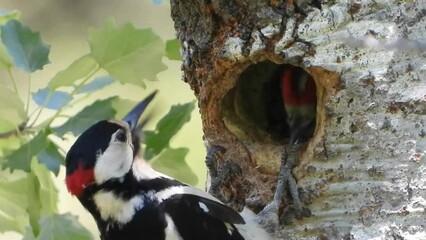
259 65 315 231
65 92 274 240
281 65 316 145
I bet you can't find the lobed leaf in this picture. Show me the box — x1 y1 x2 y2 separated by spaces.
144 101 195 159
0 19 50 72
151 147 198 185
0 87 26 133
89 20 167 87
0 135 21 158
76 75 115 94
35 214 92 240
17 161 59 238
53 97 117 136
0 174 29 234
2 131 49 172
48 54 98 90
37 142 64 176
32 160 58 215
0 9 21 25
0 42 13 69
26 170 42 236
111 97 137 119
32 87 71 110
165 39 181 60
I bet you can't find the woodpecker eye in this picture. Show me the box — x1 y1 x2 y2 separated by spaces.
116 131 126 142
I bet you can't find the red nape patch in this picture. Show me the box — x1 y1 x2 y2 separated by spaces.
66 163 94 197
281 66 317 105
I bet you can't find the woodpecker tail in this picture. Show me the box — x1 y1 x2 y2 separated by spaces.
237 208 276 240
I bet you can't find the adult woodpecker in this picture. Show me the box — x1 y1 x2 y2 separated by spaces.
65 91 273 240
259 65 315 229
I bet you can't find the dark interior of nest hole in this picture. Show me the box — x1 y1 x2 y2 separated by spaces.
222 61 317 143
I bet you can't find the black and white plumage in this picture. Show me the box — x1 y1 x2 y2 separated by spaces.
65 92 274 240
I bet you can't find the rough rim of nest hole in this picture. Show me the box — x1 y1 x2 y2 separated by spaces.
221 60 317 145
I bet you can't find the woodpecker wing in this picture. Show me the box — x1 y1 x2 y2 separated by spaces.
155 185 245 224
132 158 245 226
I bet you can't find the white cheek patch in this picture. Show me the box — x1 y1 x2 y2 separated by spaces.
94 141 133 184
93 191 144 224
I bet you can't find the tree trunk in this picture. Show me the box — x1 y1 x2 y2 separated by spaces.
170 1 426 239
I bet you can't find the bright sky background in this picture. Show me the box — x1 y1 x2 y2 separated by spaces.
1 1 206 239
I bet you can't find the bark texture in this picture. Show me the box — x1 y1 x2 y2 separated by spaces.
170 0 426 239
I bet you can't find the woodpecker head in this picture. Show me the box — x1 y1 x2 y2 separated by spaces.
281 65 317 145
65 91 157 197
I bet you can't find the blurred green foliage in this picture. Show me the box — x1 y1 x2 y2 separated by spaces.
0 9 191 239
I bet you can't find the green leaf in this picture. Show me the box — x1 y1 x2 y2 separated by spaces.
0 11 20 70
0 42 13 69
0 173 29 234
0 135 21 158
26 169 42 236
76 75 115 94
25 160 59 237
0 19 50 72
89 20 167 86
0 119 17 136
53 97 117 136
144 101 195 159
48 54 98 90
22 228 36 240
151 147 198 185
0 87 26 133
32 87 71 110
111 97 137 119
2 131 49 172
0 9 21 25
32 160 58 215
36 213 92 240
165 39 181 60
37 142 64 176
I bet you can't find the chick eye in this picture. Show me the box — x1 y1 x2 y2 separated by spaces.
116 131 126 142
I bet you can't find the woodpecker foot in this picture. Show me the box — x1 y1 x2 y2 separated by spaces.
280 204 311 225
257 145 311 231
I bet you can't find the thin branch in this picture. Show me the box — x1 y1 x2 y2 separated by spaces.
0 122 26 139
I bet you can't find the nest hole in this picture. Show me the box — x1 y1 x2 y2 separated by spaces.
222 60 317 145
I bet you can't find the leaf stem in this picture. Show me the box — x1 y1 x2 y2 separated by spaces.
0 122 26 139
45 67 101 127
7 68 19 95
26 74 31 115
29 66 100 128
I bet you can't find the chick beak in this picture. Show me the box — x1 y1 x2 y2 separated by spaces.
122 90 157 130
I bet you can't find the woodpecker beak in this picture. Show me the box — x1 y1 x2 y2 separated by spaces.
122 90 158 130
